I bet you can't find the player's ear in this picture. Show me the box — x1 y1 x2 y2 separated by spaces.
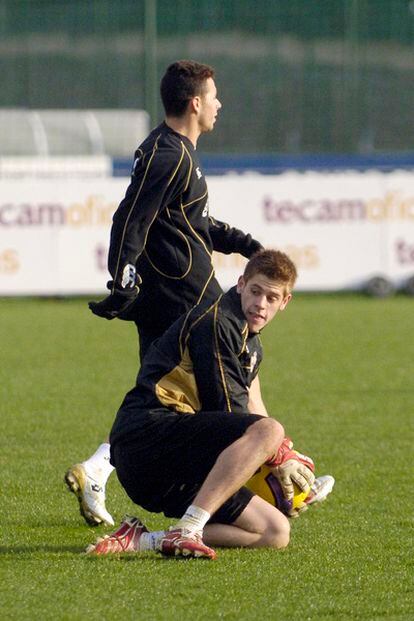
280 293 292 311
236 275 245 294
190 95 201 114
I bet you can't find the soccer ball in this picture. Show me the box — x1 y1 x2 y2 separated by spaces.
245 464 310 513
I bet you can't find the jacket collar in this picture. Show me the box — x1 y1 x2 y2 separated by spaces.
220 286 248 329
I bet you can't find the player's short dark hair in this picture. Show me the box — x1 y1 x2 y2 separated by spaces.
160 60 215 117
243 250 298 293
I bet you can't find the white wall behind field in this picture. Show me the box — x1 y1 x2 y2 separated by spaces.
208 170 414 291
0 167 413 295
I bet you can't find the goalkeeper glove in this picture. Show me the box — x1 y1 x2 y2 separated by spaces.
287 499 309 519
88 274 141 320
267 437 315 501
244 237 264 258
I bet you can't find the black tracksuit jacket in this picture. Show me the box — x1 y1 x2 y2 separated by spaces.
110 286 263 445
108 122 262 335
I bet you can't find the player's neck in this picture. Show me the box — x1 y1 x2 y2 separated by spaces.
165 116 201 148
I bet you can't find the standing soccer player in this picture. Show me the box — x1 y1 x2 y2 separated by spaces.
65 60 263 526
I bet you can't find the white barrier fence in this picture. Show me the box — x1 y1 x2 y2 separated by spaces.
1 170 414 294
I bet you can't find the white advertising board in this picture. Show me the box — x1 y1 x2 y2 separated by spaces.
0 178 124 294
208 171 414 290
1 171 414 294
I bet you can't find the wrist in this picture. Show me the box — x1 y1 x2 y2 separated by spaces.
107 279 140 299
266 437 294 467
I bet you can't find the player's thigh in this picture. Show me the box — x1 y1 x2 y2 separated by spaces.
233 494 290 538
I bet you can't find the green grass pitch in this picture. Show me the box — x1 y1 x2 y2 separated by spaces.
1 294 413 620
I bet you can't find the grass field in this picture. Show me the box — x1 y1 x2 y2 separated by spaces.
1 294 413 620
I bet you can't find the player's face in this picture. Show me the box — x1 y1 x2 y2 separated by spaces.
197 78 222 133
237 274 292 333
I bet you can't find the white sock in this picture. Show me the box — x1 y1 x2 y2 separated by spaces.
139 531 165 552
173 505 211 535
83 443 114 484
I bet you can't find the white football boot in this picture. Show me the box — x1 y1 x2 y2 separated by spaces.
306 475 335 506
64 463 114 526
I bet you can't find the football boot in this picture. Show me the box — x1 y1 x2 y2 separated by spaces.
159 528 217 560
86 515 148 554
64 463 114 526
305 475 335 506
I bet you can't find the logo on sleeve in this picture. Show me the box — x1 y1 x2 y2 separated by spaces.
195 167 203 179
202 199 209 218
121 264 137 288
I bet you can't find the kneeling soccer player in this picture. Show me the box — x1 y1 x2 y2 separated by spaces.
87 250 315 559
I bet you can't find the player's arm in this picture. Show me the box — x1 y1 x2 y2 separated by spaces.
248 378 314 500
89 146 187 319
248 375 269 417
189 310 250 412
208 216 263 258
108 147 186 285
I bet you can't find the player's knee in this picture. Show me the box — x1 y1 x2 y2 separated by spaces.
250 417 284 456
267 514 290 550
